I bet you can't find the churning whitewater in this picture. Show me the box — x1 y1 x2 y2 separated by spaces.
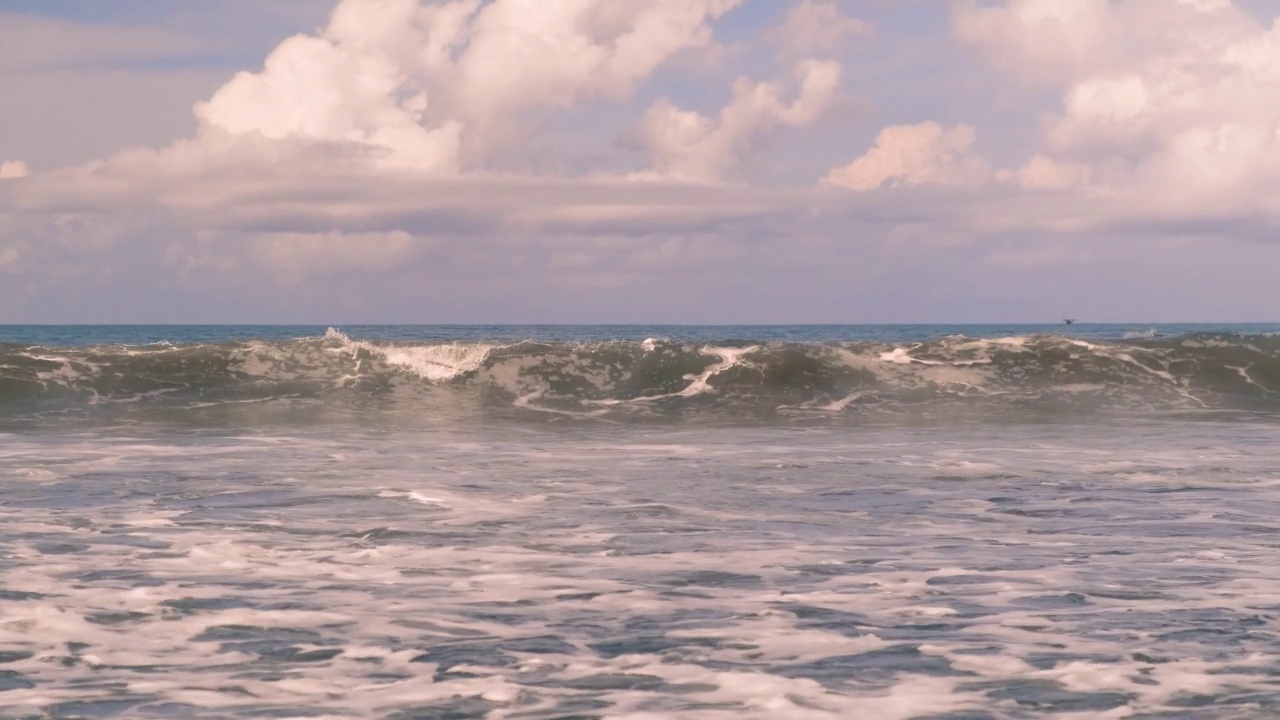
2 327 1280 426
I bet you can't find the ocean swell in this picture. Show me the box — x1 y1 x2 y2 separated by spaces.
2 329 1279 426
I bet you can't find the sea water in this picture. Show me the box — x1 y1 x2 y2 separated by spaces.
2 324 1280 719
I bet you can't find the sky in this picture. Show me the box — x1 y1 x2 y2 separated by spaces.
2 0 1280 323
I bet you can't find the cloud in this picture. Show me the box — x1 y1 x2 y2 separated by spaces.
0 0 835 303
195 0 745 171
10 0 1280 323
951 0 1121 86
0 0 855 295
1008 154 1092 191
634 59 842 182
0 4 334 172
243 230 418 285
0 161 29 180
954 0 1260 88
957 0 1280 224
824 122 990 190
771 1 871 59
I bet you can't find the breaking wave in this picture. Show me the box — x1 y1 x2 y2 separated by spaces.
3 328 1280 427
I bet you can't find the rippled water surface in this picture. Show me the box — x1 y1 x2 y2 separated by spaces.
5 420 1280 719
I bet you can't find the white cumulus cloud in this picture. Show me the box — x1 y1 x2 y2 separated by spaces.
824 122 990 191
195 0 744 172
635 59 842 183
958 0 1280 222
952 0 1122 86
0 161 30 179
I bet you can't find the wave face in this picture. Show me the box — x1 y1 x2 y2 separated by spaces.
3 328 1280 426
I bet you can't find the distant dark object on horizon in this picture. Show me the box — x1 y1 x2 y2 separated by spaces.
1063 319 1076 325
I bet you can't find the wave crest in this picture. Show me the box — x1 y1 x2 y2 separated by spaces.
322 327 493 382
3 331 1280 425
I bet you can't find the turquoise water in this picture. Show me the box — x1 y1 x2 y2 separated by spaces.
2 326 1280 718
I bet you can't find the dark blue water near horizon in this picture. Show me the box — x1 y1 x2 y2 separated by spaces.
1 322 1278 346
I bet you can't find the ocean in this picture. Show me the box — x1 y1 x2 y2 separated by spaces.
3 324 1280 719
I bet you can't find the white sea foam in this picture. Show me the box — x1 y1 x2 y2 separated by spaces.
1124 328 1159 339
676 345 758 397
878 346 922 365
574 345 760 411
4 423 1279 717
324 327 492 382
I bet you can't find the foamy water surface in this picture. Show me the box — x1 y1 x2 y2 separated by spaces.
4 420 1280 718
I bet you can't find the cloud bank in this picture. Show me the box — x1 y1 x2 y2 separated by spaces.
954 0 1280 224
2 0 1280 322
